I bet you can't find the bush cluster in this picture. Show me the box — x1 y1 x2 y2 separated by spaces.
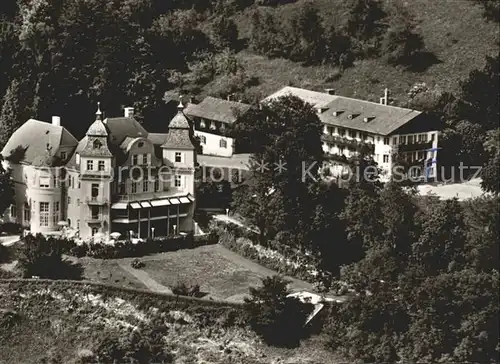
0 222 23 235
244 275 314 347
211 220 318 282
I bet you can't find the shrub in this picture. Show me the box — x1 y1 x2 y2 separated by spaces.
131 259 145 269
18 234 83 280
244 275 313 347
172 280 201 297
0 222 23 235
0 243 10 263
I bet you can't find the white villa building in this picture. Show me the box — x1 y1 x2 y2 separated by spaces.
264 87 440 181
185 96 251 157
1 102 197 239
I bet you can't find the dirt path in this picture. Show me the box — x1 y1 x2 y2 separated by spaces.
118 262 172 294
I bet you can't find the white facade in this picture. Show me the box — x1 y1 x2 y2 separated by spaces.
321 125 439 181
195 130 234 157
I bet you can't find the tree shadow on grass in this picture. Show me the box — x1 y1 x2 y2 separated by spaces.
56 259 84 280
406 51 442 73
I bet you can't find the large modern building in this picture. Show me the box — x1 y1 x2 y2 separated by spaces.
185 96 251 157
1 102 197 239
264 87 440 180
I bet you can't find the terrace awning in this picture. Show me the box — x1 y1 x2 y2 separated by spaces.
111 202 128 209
122 195 193 209
150 199 170 207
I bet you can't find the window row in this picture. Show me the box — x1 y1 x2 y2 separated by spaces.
198 136 228 149
132 153 151 165
86 160 107 171
396 133 434 145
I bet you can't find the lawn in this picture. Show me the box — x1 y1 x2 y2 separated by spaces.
68 256 146 290
72 245 313 302
139 245 279 301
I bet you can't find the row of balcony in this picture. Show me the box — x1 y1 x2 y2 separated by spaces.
321 134 375 154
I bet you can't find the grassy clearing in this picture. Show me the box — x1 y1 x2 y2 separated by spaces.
139 245 284 301
216 0 499 104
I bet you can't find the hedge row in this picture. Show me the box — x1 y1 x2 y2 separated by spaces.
65 232 219 259
0 222 23 235
210 220 319 283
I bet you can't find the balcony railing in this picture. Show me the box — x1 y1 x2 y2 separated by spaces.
397 141 433 153
85 216 102 224
86 196 108 205
321 134 375 154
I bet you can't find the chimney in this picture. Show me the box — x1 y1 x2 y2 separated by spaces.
379 88 389 105
124 107 134 118
51 116 61 126
325 88 336 95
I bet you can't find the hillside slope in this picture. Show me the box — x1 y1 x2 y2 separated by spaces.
224 0 499 104
0 280 337 364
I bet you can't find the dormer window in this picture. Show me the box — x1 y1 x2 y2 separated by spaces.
200 119 206 128
333 111 343 117
210 121 216 130
93 140 102 149
39 176 50 188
